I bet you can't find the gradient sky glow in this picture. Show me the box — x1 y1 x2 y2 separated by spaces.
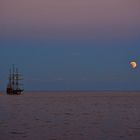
0 0 140 90
1 0 140 40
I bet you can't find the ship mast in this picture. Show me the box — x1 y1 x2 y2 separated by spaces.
16 68 19 90
12 64 15 90
9 68 12 87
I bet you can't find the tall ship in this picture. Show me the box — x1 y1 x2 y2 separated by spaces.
6 65 24 95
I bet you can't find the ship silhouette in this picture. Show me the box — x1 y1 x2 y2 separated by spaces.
6 65 24 95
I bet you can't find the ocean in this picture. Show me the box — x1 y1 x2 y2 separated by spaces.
0 91 140 140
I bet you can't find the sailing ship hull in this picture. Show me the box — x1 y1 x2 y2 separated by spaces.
7 87 24 95
6 87 13 95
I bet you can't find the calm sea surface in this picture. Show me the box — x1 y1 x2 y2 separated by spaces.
0 91 140 140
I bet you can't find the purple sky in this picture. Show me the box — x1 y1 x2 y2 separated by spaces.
1 0 140 40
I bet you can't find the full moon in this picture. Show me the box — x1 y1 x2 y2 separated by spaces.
130 61 137 69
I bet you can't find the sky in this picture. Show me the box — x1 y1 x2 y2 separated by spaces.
0 0 140 90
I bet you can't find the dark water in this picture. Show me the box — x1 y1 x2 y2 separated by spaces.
0 91 140 140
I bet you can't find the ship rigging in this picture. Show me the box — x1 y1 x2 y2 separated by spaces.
6 65 24 95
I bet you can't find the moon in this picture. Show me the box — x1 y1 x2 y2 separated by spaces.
130 61 137 69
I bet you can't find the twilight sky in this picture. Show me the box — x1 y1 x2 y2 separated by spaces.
1 0 140 40
0 0 140 90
